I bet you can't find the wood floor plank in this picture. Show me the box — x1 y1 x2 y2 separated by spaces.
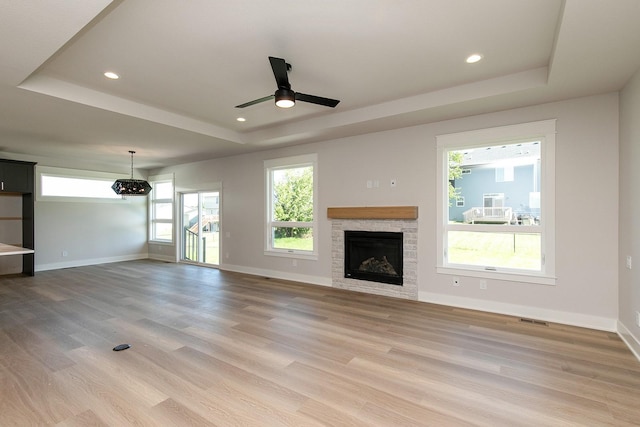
3 324 76 372
0 330 80 423
151 398 219 427
53 361 161 426
1 259 639 426
65 346 169 407
56 409 109 427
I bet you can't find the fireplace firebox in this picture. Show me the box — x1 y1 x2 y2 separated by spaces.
344 230 403 285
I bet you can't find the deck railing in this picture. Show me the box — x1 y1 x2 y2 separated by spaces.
184 227 198 261
462 207 513 224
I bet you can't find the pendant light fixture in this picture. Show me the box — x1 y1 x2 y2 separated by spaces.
111 150 152 196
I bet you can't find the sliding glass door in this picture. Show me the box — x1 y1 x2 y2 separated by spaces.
181 191 220 266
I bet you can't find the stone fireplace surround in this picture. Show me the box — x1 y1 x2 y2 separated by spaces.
329 207 418 300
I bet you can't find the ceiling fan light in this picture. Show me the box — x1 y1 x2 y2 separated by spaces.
276 99 295 108
275 88 295 108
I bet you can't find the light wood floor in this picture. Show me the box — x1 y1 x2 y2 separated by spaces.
1 260 639 426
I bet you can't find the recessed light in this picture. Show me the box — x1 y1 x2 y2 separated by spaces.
236 117 246 122
466 54 483 64
104 71 119 79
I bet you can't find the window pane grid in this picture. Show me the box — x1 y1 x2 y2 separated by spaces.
153 202 173 220
149 178 174 243
153 223 173 241
265 155 317 257
437 119 555 281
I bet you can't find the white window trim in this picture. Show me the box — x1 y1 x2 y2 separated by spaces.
264 153 318 260
436 119 556 285
149 173 174 244
36 166 130 203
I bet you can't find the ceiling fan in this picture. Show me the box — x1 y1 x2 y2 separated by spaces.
235 56 340 109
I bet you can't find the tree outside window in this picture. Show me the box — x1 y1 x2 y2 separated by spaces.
265 154 318 258
272 166 313 249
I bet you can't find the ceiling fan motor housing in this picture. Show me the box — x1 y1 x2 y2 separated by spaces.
275 88 296 108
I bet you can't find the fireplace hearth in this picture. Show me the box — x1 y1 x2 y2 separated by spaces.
344 230 403 285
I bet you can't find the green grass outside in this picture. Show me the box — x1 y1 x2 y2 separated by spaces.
274 236 314 251
448 231 541 270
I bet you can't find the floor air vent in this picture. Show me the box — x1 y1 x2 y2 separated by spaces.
519 318 549 326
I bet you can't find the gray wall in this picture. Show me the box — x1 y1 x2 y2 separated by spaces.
619 68 640 357
150 92 620 331
35 198 148 270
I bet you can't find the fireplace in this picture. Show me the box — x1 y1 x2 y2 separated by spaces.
344 230 403 285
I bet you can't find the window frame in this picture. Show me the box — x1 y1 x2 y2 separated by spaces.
436 120 556 285
148 174 174 244
36 166 127 203
264 153 318 260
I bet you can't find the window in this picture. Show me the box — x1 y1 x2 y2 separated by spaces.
495 165 514 182
265 154 318 259
436 120 556 284
37 166 124 201
149 174 174 243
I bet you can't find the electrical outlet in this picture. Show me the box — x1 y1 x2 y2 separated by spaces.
61 250 68 257
480 280 487 290
627 256 632 269
636 311 640 327
367 180 372 188
452 277 460 286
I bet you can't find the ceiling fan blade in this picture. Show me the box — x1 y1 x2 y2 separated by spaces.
295 92 340 108
269 56 290 89
235 95 274 108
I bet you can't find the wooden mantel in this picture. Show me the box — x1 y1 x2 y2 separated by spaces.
327 206 418 220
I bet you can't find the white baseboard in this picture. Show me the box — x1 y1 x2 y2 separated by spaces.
35 254 149 272
148 253 176 263
617 321 640 363
219 263 332 287
419 291 617 332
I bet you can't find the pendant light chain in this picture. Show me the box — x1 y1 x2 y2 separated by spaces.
130 150 135 179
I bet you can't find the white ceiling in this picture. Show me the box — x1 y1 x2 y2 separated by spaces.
1 0 640 171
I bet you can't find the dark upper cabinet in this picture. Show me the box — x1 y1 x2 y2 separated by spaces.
0 159 36 276
0 160 35 193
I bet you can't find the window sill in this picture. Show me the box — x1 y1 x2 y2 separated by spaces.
437 266 556 286
149 240 174 246
264 250 318 261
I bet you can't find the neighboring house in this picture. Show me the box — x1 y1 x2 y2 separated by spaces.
449 141 541 224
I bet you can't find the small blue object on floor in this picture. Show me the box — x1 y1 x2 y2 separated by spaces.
113 343 131 351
